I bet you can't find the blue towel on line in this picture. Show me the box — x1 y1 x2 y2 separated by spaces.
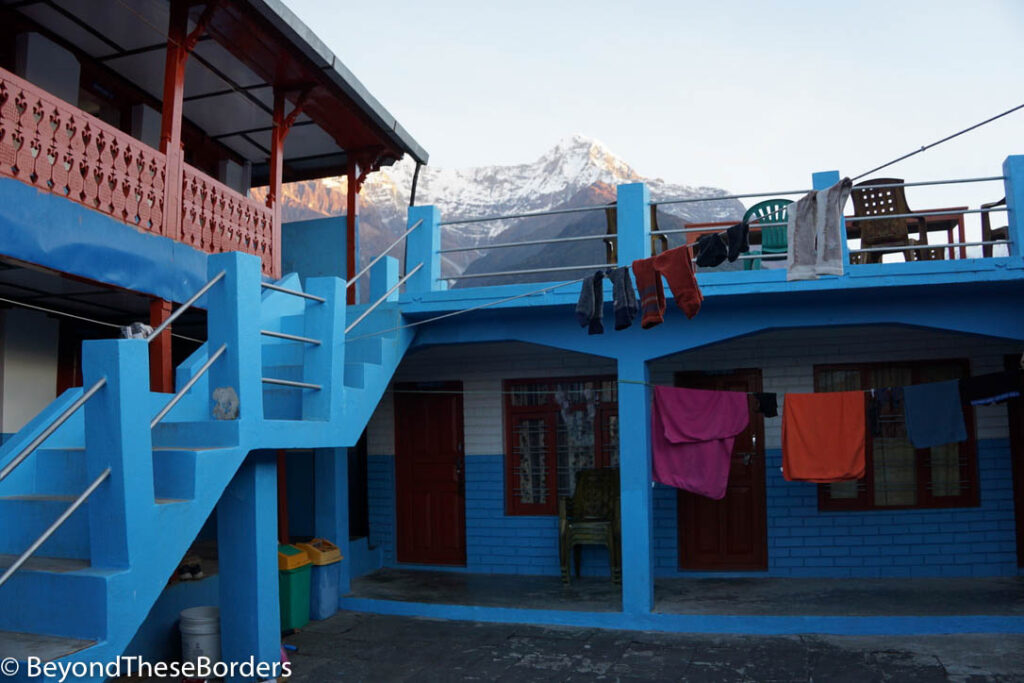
902 379 967 449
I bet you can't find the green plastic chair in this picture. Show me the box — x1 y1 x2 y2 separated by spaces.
743 199 793 270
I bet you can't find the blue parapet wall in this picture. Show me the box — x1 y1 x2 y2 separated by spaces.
0 178 208 303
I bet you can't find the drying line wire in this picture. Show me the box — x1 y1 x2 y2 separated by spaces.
345 276 588 343
853 101 1024 180
0 296 203 343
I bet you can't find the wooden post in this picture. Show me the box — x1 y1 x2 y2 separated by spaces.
268 92 286 279
346 159 358 304
148 298 174 393
159 0 189 241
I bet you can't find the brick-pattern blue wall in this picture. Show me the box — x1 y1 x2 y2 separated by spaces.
654 439 1018 578
371 443 1016 579
368 455 395 566
368 454 611 576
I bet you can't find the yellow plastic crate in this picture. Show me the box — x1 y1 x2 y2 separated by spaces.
278 544 310 571
295 538 342 566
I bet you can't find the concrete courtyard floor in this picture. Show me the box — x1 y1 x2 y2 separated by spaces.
284 611 1024 682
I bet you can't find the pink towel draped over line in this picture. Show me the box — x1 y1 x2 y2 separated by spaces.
651 386 749 500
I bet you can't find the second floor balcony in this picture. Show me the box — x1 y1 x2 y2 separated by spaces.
0 0 427 282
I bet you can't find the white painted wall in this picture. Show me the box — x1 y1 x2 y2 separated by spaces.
366 327 1022 457
0 310 59 433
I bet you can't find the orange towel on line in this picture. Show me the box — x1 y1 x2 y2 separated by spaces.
782 391 866 482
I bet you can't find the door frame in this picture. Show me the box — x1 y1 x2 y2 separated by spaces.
674 368 768 571
394 381 467 566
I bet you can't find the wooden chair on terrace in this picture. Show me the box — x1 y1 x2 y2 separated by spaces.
558 468 621 584
848 178 926 264
981 197 1008 257
603 205 670 264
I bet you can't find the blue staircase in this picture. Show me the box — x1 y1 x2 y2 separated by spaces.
0 253 413 679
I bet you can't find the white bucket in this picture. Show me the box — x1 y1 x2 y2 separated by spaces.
179 605 221 665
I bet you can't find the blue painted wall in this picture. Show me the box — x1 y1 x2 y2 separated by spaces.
652 439 1017 578
369 442 1016 579
122 576 220 663
368 454 614 577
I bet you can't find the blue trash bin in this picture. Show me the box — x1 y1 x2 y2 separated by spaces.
296 539 342 620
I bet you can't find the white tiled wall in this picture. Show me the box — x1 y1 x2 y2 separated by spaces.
366 328 1021 456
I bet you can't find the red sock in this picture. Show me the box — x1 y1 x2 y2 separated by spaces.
632 257 665 329
653 245 703 319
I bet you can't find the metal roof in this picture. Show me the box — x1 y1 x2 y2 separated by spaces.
2 0 428 184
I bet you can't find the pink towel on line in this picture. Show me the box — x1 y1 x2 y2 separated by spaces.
651 386 749 500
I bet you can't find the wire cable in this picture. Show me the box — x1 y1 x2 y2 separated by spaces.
345 276 588 343
853 102 1024 180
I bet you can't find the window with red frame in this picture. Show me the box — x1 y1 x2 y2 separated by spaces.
814 359 979 511
504 376 619 515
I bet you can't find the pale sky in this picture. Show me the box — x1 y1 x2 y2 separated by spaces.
287 0 1023 222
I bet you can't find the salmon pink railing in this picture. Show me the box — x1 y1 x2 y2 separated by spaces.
181 164 274 275
0 68 277 276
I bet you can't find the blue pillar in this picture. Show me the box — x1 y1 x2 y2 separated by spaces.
206 252 263 427
404 206 441 297
812 170 847 269
217 450 279 680
302 277 345 421
616 183 651 268
617 355 653 615
1003 156 1024 260
82 339 153 568
370 255 400 303
314 447 349 597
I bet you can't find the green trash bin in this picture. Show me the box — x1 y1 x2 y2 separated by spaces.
278 544 311 631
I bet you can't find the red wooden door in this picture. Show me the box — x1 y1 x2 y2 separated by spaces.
394 382 466 565
675 369 767 570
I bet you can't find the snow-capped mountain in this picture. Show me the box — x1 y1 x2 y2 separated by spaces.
271 134 745 287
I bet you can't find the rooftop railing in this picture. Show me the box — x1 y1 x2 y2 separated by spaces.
396 158 1022 297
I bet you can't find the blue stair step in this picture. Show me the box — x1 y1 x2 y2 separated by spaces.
152 449 198 500
28 449 86 496
261 341 304 366
344 363 366 389
152 421 239 449
346 336 383 365
0 496 89 559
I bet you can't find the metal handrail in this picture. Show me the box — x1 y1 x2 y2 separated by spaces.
440 204 612 226
439 233 613 254
442 263 608 281
846 207 1007 222
261 282 326 303
346 219 423 288
345 263 424 334
260 330 321 345
850 240 1009 254
150 344 227 428
0 467 111 589
146 271 226 342
262 377 322 390
0 378 107 484
653 175 1007 207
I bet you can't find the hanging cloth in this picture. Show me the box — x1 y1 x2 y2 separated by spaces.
606 266 639 330
631 245 703 329
782 391 865 482
752 392 778 418
695 233 728 268
725 221 750 262
959 370 1022 406
651 386 749 499
786 177 852 281
575 270 605 335
902 380 967 448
